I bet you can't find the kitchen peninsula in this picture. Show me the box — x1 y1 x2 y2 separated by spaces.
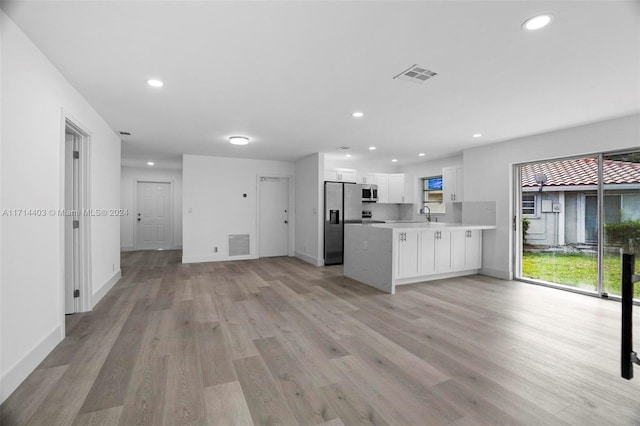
344 222 496 294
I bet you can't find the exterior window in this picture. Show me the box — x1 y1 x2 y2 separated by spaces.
422 176 443 208
522 194 537 216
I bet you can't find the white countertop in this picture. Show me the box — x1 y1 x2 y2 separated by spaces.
348 222 496 230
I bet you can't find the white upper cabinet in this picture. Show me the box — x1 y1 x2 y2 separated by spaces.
375 174 389 203
443 166 463 203
357 173 377 185
325 168 357 182
388 173 414 204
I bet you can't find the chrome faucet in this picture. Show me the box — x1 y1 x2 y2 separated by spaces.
421 205 431 222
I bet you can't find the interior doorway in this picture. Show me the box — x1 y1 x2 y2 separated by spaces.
64 120 91 314
135 181 172 250
258 176 290 257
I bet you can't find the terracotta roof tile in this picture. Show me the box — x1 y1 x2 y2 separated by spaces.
521 158 640 187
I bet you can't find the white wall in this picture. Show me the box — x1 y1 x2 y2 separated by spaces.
0 12 121 403
324 155 399 174
120 166 183 250
464 113 640 280
294 153 323 265
182 154 295 263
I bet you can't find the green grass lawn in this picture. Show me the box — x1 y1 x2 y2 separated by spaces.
522 252 640 297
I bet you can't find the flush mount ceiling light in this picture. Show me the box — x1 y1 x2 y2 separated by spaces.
147 162 154 166
369 146 376 150
522 14 553 31
352 111 364 118
391 159 398 162
229 136 250 145
345 154 352 158
473 133 482 138
146 79 164 87
418 153 426 157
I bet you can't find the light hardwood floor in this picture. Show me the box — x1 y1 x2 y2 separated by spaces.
2 250 640 425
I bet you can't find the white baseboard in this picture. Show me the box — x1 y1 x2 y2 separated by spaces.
92 270 121 308
182 254 256 264
121 245 181 252
0 325 62 404
480 267 512 281
294 251 323 266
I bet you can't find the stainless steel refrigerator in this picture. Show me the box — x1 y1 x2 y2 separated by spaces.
324 182 362 265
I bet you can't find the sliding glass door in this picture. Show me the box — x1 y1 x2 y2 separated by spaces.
517 157 599 293
602 152 640 298
516 150 640 299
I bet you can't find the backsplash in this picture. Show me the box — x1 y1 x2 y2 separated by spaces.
365 203 401 220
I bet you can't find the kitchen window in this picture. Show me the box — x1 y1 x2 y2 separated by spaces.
422 176 443 208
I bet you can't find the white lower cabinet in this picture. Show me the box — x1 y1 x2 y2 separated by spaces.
396 228 482 280
434 230 452 273
451 229 482 271
396 230 420 278
419 230 436 275
464 229 482 270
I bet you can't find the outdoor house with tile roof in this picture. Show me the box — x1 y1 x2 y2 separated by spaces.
521 157 640 248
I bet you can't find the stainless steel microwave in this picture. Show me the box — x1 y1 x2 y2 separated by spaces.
362 184 378 202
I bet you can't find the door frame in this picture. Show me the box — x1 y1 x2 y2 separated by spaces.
60 114 92 322
133 179 174 250
256 174 294 258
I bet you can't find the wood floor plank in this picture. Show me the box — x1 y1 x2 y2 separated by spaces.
254 336 338 425
196 322 237 387
233 356 299 426
79 299 152 414
318 381 390 426
204 382 254 426
0 365 67 425
72 406 123 426
162 300 206 425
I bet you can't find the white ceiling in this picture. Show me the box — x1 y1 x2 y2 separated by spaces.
3 1 639 169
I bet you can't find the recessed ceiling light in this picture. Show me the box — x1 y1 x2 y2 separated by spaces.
369 146 376 150
345 154 352 158
229 136 250 145
522 14 553 31
391 159 398 162
473 133 482 138
147 162 154 166
352 112 364 118
418 153 426 157
147 79 164 87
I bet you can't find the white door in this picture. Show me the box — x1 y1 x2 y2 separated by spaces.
65 132 79 314
136 182 172 250
259 177 289 257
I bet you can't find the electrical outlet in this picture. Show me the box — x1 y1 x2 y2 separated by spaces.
112 263 115 272
363 241 368 251
214 246 218 253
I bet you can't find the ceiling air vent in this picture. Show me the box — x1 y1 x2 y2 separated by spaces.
393 64 438 84
119 131 131 136
337 146 350 150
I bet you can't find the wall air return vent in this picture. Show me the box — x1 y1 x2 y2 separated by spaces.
228 234 250 256
393 64 438 84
